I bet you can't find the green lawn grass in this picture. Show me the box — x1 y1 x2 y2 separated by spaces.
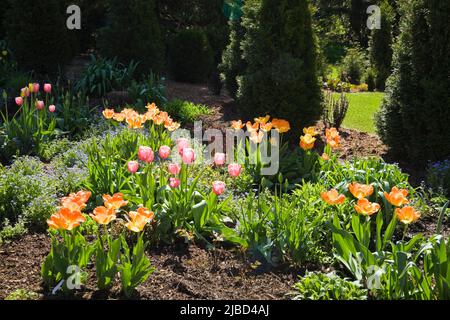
339 92 384 134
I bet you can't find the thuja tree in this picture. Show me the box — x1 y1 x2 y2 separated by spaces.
5 0 76 74
98 0 164 75
376 0 450 163
220 17 246 99
237 0 321 133
369 0 394 90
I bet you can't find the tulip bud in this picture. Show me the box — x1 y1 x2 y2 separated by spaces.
35 100 44 110
158 145 171 159
212 181 226 196
48 104 56 113
15 97 23 106
44 83 52 94
127 161 139 173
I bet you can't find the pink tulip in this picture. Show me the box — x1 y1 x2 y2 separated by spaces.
158 145 171 159
228 163 242 177
44 83 52 94
138 146 154 163
35 100 44 110
15 97 23 106
177 138 190 155
48 104 56 113
168 163 181 175
32 83 40 93
212 181 226 196
213 153 226 166
21 87 30 97
127 161 139 173
169 177 180 189
182 147 196 164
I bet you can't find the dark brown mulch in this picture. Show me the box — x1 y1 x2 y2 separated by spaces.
0 234 297 300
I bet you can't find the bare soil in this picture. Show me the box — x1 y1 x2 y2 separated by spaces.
0 234 297 300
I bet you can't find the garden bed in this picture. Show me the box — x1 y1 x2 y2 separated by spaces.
0 234 297 300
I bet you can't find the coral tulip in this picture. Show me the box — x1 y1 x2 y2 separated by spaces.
35 100 44 110
228 163 242 177
300 134 316 150
168 163 181 175
384 186 409 207
321 189 346 205
138 146 154 163
103 193 128 210
271 118 290 133
354 198 380 216
102 108 115 119
231 120 244 130
127 161 139 173
158 145 171 159
47 207 86 231
212 181 226 196
348 182 374 199
90 206 116 225
395 206 420 224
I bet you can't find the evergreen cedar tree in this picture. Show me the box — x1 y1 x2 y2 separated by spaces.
4 0 76 74
237 0 322 135
376 0 450 163
98 0 164 75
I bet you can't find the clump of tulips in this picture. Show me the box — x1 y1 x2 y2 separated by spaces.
1 83 56 156
42 191 156 297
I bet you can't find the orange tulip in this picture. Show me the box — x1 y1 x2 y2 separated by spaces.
47 207 86 230
321 189 346 205
231 120 244 130
90 206 116 225
103 193 128 210
321 153 330 161
250 130 264 144
113 112 126 122
165 120 180 131
260 122 273 132
126 115 145 129
303 126 318 136
246 121 259 132
102 108 115 119
153 111 168 125
326 128 341 149
300 134 316 150
354 198 380 216
395 206 420 224
348 182 374 199
61 190 91 212
125 207 154 232
271 118 290 133
384 186 409 207
254 115 270 124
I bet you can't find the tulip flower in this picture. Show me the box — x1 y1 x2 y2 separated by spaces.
254 115 270 124
127 161 139 173
182 147 196 164
48 104 56 113
158 145 171 159
125 208 154 232
47 207 86 230
321 153 330 161
321 189 346 205
326 128 341 149
35 100 44 110
250 131 264 144
43 83 52 93
103 193 128 210
300 134 316 150
228 163 242 177
102 108 115 119
32 83 40 93
348 182 374 199
354 198 380 216
271 118 290 133
168 163 181 175
395 206 421 224
231 120 244 130
303 126 318 136
212 181 226 196
138 146 155 163
214 153 226 166
177 138 190 155
21 87 30 97
246 121 259 132
90 206 116 225
169 177 181 188
15 97 23 106
384 186 409 207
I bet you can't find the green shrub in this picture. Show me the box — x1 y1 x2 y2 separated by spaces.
290 271 367 300
376 0 450 163
168 29 214 83
4 289 39 300
339 47 367 85
237 0 321 134
162 99 211 124
4 0 76 74
98 0 163 75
